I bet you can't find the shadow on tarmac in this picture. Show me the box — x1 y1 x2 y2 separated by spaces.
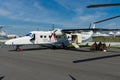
64 47 91 52
22 47 49 51
9 47 50 52
0 76 5 80
108 50 120 53
73 54 120 63
69 74 77 80
8 46 73 52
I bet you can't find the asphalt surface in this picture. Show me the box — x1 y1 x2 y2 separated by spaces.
0 45 120 80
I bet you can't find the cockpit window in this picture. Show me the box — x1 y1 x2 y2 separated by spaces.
26 33 33 37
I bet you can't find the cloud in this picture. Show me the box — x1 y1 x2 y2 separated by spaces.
0 0 119 30
0 1 47 23
0 9 10 16
0 0 74 25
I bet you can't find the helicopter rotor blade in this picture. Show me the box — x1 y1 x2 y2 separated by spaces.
94 15 120 24
87 3 120 8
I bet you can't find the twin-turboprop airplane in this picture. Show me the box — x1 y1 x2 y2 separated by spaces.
5 15 120 51
5 28 93 50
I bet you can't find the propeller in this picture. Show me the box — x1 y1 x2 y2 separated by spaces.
50 29 58 42
87 3 120 8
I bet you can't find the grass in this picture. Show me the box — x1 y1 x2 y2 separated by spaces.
93 36 120 42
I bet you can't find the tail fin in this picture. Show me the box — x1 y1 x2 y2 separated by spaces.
89 23 95 29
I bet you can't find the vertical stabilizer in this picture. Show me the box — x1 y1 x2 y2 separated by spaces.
89 23 95 29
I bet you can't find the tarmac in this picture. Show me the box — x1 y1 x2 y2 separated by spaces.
0 45 120 80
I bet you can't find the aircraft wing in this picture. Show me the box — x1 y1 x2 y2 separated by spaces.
62 28 92 33
62 28 120 33
62 28 92 31
91 28 120 31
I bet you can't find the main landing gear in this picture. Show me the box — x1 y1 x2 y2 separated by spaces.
16 45 23 51
52 42 66 49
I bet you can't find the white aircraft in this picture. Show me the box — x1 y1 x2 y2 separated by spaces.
5 28 93 50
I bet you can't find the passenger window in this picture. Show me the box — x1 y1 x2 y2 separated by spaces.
40 35 43 38
44 35 46 38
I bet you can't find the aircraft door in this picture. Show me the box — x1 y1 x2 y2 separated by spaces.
30 34 36 44
34 33 40 44
34 33 45 44
72 35 78 43
72 34 82 43
30 33 40 44
30 34 35 40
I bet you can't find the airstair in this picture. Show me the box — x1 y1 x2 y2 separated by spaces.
71 33 82 49
72 43 80 48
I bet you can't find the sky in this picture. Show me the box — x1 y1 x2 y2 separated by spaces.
0 0 120 35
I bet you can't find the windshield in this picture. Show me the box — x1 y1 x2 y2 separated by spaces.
25 33 33 37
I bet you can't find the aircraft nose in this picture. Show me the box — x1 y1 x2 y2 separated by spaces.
5 40 13 45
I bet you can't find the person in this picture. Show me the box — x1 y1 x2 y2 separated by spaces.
98 41 102 51
90 41 97 50
94 41 98 50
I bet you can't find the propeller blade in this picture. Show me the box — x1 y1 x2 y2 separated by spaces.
94 15 120 24
87 3 120 8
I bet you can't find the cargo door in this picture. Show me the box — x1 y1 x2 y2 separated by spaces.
72 35 78 43
71 34 82 49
